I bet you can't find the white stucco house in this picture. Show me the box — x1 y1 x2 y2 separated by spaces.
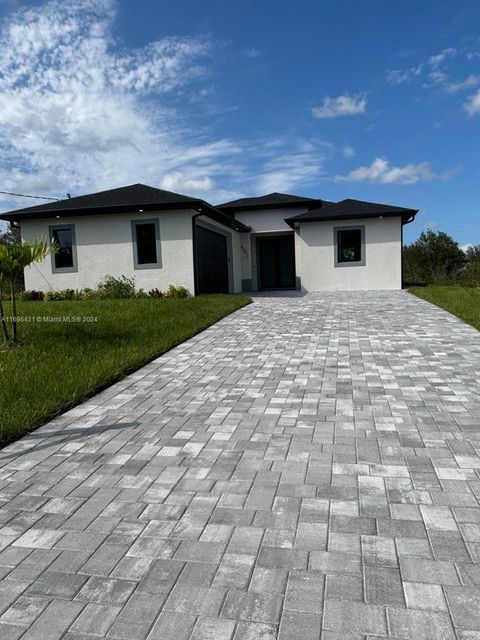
0 183 417 294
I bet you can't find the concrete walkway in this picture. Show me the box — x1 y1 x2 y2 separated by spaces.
1 291 480 639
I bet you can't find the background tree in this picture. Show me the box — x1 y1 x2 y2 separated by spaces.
464 244 480 281
0 223 24 292
403 229 466 284
0 222 21 245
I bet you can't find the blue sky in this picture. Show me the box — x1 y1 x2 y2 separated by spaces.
0 0 479 244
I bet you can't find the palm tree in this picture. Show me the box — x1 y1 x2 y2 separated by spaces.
0 238 54 343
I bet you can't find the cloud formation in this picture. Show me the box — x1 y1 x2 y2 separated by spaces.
335 157 457 185
446 74 480 93
312 94 367 118
387 65 423 86
342 145 356 158
428 47 457 67
387 46 480 113
0 0 328 213
0 0 237 206
464 90 480 115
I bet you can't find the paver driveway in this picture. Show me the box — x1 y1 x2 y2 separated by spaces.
1 291 480 640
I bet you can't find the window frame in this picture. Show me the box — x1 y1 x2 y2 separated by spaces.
334 225 366 267
49 223 78 273
131 218 162 270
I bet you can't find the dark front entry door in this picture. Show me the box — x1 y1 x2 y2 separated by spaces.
195 225 229 294
257 235 295 290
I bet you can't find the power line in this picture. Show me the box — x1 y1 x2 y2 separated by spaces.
0 190 61 202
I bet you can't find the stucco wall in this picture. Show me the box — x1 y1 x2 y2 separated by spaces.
19 206 404 294
298 216 403 291
234 208 305 233
20 209 196 293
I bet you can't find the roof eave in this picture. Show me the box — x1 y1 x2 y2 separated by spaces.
285 209 418 228
0 199 204 222
0 198 251 233
200 202 251 232
218 199 322 213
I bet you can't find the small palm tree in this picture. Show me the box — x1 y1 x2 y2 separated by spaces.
0 238 54 343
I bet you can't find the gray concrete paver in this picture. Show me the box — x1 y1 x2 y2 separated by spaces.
1 290 480 638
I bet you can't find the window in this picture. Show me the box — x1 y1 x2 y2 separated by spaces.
335 226 365 267
132 219 161 269
49 224 77 272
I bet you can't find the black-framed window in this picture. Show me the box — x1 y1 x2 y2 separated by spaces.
335 226 365 267
131 219 161 269
49 224 77 272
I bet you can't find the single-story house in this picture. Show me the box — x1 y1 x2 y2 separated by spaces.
0 183 417 294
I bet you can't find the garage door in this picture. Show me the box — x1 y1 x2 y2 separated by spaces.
195 225 229 294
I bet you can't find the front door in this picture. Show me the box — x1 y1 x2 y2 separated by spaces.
257 235 295 290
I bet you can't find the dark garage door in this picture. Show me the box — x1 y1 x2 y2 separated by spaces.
195 225 229 294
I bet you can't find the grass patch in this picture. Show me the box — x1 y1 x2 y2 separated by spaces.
0 295 250 445
410 285 480 331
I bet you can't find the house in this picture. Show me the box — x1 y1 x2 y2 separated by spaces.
0 183 417 294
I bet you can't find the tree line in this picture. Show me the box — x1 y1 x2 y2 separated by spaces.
404 229 480 285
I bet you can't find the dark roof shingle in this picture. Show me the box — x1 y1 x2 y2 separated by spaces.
285 198 418 226
0 182 251 232
0 183 199 220
217 192 322 211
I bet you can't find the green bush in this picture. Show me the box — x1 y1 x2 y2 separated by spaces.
79 287 97 300
164 284 189 298
19 290 44 301
21 279 189 303
97 275 135 299
44 289 77 301
147 288 163 298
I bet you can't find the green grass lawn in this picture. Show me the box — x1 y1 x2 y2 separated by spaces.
0 295 250 445
410 285 480 331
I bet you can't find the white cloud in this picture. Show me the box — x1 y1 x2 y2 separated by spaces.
335 157 457 185
0 0 327 211
428 47 456 67
342 145 356 158
160 172 215 193
249 138 327 194
312 94 367 118
426 69 448 86
387 47 459 89
387 65 423 85
446 74 480 93
464 89 480 115
461 243 473 252
0 0 253 209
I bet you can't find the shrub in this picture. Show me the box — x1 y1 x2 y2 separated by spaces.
79 288 97 300
19 290 44 301
147 287 163 298
97 275 135 299
135 288 149 299
164 284 189 298
44 289 77 301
